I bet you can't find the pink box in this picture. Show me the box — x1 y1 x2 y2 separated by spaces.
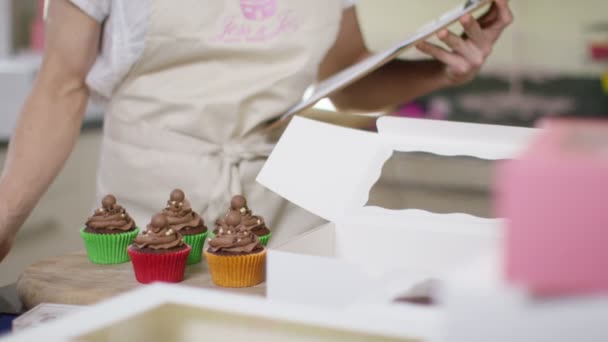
496 118 608 295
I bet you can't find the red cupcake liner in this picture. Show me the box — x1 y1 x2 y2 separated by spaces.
127 245 191 284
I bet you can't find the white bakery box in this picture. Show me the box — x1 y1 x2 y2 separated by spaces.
257 116 537 339
1 284 416 342
441 253 608 342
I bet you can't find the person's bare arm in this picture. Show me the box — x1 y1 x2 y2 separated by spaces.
320 1 513 112
319 7 449 112
0 0 101 261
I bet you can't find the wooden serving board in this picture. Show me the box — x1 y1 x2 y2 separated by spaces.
16 251 265 310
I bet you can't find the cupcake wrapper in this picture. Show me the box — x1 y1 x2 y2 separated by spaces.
128 245 191 284
80 228 139 265
209 231 271 246
257 232 272 246
204 249 266 288
182 231 208 265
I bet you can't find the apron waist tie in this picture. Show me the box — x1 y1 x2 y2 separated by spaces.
104 116 275 220
206 141 275 221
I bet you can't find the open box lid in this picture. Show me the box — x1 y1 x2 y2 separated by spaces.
4 284 417 341
257 116 538 223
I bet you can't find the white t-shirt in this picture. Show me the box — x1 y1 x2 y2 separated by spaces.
69 0 358 101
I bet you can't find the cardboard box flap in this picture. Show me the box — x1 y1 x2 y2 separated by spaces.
346 206 498 233
258 116 391 222
376 116 537 160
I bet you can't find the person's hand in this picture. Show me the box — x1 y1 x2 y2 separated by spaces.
416 0 513 86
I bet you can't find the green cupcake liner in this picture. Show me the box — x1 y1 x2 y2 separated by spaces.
182 231 208 265
80 227 139 265
258 232 272 246
208 231 271 246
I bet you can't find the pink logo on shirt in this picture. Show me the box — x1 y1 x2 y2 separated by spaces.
212 1 299 43
240 0 277 21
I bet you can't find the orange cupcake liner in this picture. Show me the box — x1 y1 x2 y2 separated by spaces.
204 249 266 288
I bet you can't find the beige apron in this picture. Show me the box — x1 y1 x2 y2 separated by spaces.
97 0 344 246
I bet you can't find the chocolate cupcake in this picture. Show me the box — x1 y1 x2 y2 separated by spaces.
205 211 265 288
214 195 272 246
80 195 139 264
128 213 191 284
161 189 208 264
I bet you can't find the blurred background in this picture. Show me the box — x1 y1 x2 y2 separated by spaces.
0 0 607 288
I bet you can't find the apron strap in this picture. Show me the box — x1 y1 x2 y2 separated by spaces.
104 116 275 220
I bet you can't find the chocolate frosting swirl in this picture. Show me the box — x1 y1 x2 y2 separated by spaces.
132 214 185 250
239 213 269 235
215 195 269 236
85 195 135 232
161 189 205 232
208 212 263 254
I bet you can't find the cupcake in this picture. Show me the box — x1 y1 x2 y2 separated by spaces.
205 211 266 288
161 189 208 264
214 195 272 246
127 213 191 284
80 195 139 264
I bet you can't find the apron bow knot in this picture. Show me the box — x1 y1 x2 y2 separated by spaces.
207 140 275 220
